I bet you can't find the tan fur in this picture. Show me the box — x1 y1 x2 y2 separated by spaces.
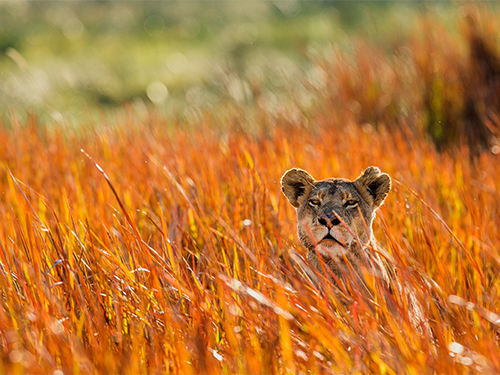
281 166 391 269
281 166 433 335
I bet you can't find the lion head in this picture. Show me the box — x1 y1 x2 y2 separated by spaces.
281 167 391 260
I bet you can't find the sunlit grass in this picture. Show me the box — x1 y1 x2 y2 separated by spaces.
0 109 499 373
1 3 500 374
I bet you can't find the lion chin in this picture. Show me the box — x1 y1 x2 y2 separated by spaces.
316 240 346 258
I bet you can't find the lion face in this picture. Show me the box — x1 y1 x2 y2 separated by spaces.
281 167 391 259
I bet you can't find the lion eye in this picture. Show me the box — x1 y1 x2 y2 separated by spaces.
308 199 320 207
345 200 358 208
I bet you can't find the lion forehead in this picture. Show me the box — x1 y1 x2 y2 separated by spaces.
309 179 362 202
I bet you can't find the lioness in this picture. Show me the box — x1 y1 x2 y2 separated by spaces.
281 166 432 333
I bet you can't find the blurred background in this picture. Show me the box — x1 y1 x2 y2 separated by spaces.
0 1 413 118
1 1 500 154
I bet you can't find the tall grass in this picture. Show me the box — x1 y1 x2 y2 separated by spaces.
1 5 500 375
0 108 499 374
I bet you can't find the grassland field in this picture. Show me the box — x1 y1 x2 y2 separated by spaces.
1 2 500 374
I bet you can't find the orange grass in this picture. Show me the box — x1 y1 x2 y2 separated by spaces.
0 112 499 374
2 8 500 374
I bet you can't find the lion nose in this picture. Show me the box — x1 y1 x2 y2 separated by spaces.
318 214 340 228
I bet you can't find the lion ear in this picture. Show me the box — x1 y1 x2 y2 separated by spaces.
281 169 316 208
354 166 391 208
